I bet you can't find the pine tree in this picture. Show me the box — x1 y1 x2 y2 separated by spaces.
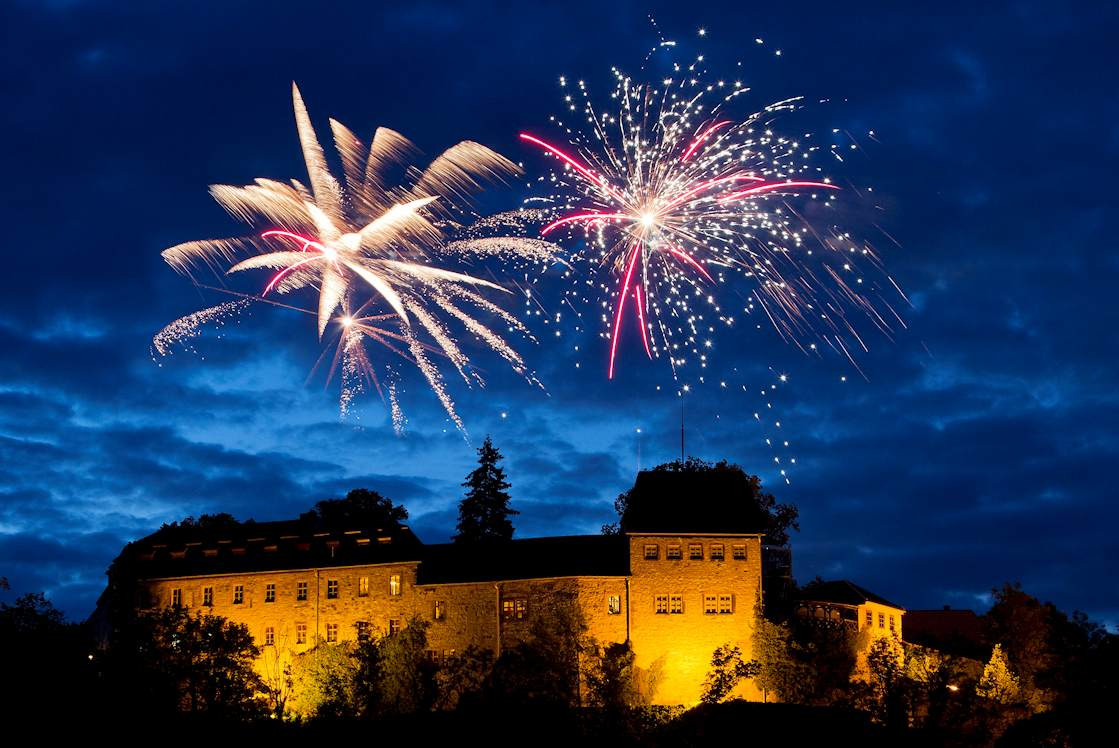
454 436 517 543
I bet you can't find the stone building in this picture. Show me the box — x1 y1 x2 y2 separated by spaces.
103 513 766 706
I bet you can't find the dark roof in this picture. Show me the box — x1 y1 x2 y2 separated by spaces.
799 580 904 610
116 518 424 579
417 535 630 585
905 609 984 641
621 469 773 534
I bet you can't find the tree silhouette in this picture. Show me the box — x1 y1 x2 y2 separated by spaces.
454 436 517 543
608 458 799 544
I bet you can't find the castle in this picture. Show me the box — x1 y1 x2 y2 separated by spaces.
100 469 904 706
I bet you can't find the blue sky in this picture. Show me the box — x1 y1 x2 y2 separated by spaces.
1 0 1116 625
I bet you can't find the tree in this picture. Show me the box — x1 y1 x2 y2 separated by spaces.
491 589 589 706
305 488 409 528
454 436 517 543
289 640 361 719
111 606 265 719
608 458 799 545
585 641 653 709
976 644 1021 705
434 645 495 710
374 618 437 714
699 644 760 704
862 636 908 727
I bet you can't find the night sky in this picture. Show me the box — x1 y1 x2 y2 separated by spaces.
2 0 1116 626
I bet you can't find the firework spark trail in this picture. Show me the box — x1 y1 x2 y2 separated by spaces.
152 300 250 356
522 48 905 380
156 84 558 430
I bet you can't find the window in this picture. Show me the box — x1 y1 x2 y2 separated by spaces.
356 621 370 641
666 545 682 560
264 627 274 646
689 543 703 560
443 648 456 660
644 544 659 560
265 583 275 603
326 623 338 643
865 609 873 627
710 544 725 561
502 599 528 621
358 576 369 597
655 595 669 614
732 545 746 560
202 586 213 606
296 581 308 601
878 613 885 628
296 623 307 645
608 595 622 615
327 579 339 599
171 588 182 607
704 595 718 614
388 618 401 636
434 600 445 621
718 595 733 614
889 614 896 633
670 594 684 614
389 574 401 596
233 585 244 605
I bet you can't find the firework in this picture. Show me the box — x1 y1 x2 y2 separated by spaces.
522 49 905 380
157 84 555 431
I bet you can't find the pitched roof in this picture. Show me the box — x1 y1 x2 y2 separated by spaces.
799 580 904 610
417 535 630 584
115 518 424 579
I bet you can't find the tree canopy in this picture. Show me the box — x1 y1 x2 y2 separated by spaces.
303 488 409 529
608 458 799 544
454 436 518 543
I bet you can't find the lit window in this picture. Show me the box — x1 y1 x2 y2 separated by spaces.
389 574 401 596
689 544 703 560
171 588 182 607
889 615 895 633
608 595 622 615
233 585 244 605
865 609 873 627
670 594 684 614
666 545 682 560
296 581 308 601
388 618 401 636
358 576 370 597
434 601 445 621
718 595 733 614
264 627 274 646
326 623 338 643
356 621 370 641
296 623 307 644
710 544 725 561
265 583 275 603
644 544 659 560
327 579 339 599
443 648 456 661
502 599 528 621
878 613 885 628
704 595 718 614
202 586 213 606
732 545 746 560
655 595 669 614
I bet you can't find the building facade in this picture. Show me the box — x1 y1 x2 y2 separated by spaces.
110 519 765 706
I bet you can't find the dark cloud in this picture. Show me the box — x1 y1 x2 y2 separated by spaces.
0 0 1115 629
